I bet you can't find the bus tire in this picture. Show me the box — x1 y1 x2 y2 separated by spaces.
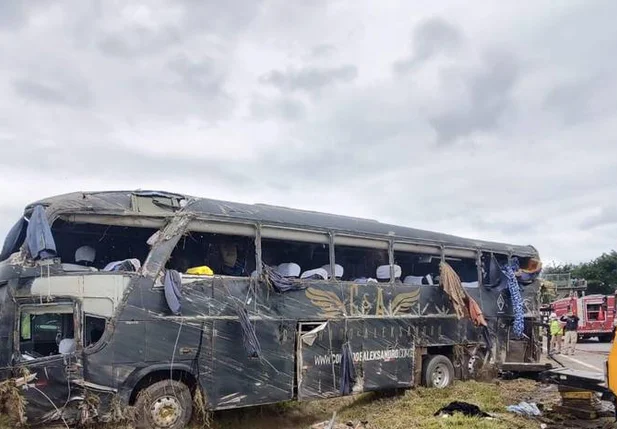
134 379 193 429
422 354 454 389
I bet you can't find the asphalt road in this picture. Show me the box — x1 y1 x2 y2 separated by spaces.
550 337 612 374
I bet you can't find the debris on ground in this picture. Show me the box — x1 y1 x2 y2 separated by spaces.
434 401 492 418
311 413 371 429
506 401 542 417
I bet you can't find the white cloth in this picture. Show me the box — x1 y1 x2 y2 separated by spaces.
104 258 141 272
403 275 424 285
462 281 479 288
376 264 401 280
75 245 95 263
301 268 328 280
321 264 344 279
354 277 378 284
276 262 301 278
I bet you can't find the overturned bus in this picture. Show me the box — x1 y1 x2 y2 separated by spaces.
0 190 543 428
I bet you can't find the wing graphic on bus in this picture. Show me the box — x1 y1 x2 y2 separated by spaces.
305 287 347 317
390 289 421 315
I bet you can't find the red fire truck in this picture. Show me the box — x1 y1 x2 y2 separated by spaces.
551 294 617 342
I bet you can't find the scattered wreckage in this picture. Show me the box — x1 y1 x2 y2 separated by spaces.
0 190 543 428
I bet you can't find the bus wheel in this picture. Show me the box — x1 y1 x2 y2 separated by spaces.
423 355 454 389
135 379 193 429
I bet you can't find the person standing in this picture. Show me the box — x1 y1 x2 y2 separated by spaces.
549 313 563 354
560 311 580 355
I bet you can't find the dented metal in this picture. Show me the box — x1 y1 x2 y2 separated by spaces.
0 190 542 426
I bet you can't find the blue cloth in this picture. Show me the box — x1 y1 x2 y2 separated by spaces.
0 217 26 261
164 270 182 315
502 258 524 338
25 205 56 260
339 342 356 395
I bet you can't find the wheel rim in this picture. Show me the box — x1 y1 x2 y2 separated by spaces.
431 363 451 388
151 395 182 428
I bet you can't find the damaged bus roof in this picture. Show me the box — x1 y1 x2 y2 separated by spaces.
26 190 538 257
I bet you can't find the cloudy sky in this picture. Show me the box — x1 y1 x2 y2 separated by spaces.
0 0 616 265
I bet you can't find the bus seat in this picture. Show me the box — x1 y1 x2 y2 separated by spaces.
301 268 328 280
376 264 401 282
276 262 301 278
322 264 344 279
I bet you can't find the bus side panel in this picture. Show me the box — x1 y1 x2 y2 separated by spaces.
361 318 414 391
211 318 295 409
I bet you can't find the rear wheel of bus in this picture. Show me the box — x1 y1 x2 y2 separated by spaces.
422 354 455 388
134 379 193 429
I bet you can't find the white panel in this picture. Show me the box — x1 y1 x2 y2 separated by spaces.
443 247 477 259
188 220 255 236
261 227 329 244
334 235 388 249
31 274 131 317
393 242 441 255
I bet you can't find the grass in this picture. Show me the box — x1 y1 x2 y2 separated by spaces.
0 379 549 429
204 379 543 429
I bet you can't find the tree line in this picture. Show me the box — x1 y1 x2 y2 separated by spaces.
543 250 617 295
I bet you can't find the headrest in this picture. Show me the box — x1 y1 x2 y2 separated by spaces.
376 264 401 280
301 268 328 280
276 262 301 278
59 338 76 354
321 264 344 278
75 245 95 263
403 275 424 285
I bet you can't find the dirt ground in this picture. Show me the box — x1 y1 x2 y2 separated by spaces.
5 379 617 429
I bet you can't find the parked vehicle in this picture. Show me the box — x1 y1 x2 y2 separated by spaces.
551 294 616 342
0 190 543 428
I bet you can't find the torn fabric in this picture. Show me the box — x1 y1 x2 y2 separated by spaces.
261 264 306 293
502 258 524 338
339 342 356 395
164 270 182 315
25 205 56 260
0 217 26 261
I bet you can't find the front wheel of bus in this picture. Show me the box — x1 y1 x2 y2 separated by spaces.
135 379 193 429
423 355 454 389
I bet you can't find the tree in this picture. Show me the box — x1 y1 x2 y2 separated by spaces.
572 250 617 295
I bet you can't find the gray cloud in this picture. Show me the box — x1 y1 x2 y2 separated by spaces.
251 97 306 121
98 27 183 58
581 207 617 230
544 74 617 125
0 2 25 30
429 49 519 144
259 65 358 93
394 17 463 74
310 44 337 58
13 78 94 108
0 139 256 192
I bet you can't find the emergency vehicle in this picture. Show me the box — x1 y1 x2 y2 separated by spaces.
551 294 617 342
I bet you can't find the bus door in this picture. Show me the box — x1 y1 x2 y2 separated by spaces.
296 320 365 399
14 302 82 422
297 321 338 399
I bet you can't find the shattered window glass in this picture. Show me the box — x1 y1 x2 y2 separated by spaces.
19 308 74 359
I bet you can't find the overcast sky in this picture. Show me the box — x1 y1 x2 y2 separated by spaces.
0 1 616 265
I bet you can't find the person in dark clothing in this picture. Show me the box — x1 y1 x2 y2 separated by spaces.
560 311 580 355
